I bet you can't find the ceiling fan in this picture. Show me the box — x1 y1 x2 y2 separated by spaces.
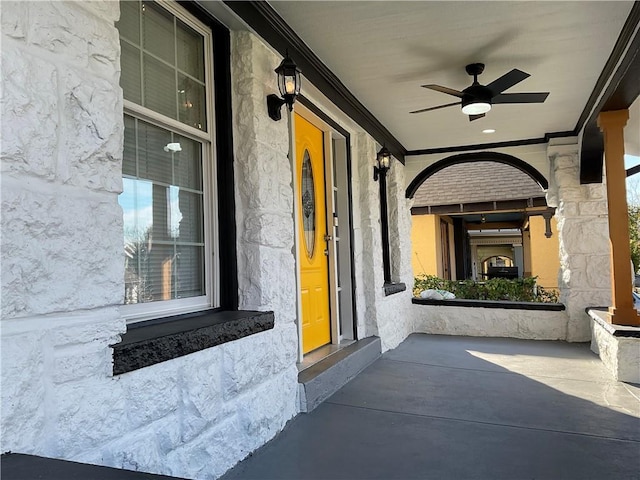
410 63 549 121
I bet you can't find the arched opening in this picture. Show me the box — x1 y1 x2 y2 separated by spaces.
406 151 548 199
409 154 559 293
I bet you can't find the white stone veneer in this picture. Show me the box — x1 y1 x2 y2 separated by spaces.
414 305 569 340
1 5 298 479
546 143 611 341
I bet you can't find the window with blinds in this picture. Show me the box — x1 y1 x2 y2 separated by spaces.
116 1 217 321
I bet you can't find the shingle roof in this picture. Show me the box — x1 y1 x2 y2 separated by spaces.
412 161 545 207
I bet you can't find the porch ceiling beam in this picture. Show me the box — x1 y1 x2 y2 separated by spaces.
411 197 547 216
579 3 640 184
466 222 522 230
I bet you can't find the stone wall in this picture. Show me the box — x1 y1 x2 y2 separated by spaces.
414 304 569 340
1 4 299 479
546 143 611 341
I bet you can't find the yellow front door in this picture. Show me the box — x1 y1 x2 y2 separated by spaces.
295 113 331 354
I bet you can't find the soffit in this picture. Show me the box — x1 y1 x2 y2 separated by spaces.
269 1 634 152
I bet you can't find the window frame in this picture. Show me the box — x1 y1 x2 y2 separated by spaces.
119 0 219 323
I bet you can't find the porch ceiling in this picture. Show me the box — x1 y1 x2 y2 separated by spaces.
269 1 636 154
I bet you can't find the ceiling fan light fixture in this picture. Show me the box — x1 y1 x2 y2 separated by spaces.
461 101 491 115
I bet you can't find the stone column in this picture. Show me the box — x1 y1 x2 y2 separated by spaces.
546 143 611 341
597 110 640 326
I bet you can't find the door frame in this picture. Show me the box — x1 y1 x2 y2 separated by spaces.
290 102 355 362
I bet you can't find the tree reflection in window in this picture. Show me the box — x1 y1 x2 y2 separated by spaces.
302 150 315 258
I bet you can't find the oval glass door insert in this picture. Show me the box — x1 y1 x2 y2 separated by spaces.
301 149 315 258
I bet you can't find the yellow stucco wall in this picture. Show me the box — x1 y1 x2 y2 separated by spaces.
411 214 438 276
529 216 560 289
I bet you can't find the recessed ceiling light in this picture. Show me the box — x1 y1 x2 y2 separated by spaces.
482 129 496 134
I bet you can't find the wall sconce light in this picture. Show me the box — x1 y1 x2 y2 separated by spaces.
373 146 391 181
267 51 301 121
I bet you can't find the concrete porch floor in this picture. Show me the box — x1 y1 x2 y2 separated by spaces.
222 334 640 480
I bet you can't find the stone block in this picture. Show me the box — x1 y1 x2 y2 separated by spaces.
586 184 607 201
236 366 298 452
53 342 111 384
166 416 250 480
585 255 611 289
101 414 181 476
28 2 106 68
0 331 46 454
55 379 128 455
60 67 123 192
1 47 58 179
557 200 579 217
124 365 180 429
77 1 121 26
1 187 123 318
243 211 293 249
51 311 125 347
579 201 608 216
221 331 274 399
180 349 227 440
270 322 299 374
1 2 28 39
553 154 578 170
559 218 609 255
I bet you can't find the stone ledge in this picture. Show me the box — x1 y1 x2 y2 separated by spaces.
112 310 274 375
586 307 640 338
413 298 566 311
588 308 640 383
298 336 381 412
383 282 406 297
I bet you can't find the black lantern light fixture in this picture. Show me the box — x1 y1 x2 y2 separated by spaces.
267 51 301 121
373 146 391 181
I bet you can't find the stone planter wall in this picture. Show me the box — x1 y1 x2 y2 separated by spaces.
413 301 569 340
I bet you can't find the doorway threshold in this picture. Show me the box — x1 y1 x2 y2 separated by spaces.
297 336 381 412
298 340 356 373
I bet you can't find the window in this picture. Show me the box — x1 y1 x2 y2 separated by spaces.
116 0 217 321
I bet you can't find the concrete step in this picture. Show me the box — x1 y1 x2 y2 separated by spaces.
298 336 381 412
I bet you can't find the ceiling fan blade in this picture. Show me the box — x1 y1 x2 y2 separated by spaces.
492 92 550 104
469 113 485 122
410 102 460 114
421 84 464 98
486 69 530 95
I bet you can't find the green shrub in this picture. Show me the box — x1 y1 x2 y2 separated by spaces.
413 274 560 303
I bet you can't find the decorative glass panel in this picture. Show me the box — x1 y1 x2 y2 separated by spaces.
119 115 205 305
301 150 315 258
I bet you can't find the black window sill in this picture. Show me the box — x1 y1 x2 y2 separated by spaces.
383 282 406 297
111 309 274 375
412 297 566 311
